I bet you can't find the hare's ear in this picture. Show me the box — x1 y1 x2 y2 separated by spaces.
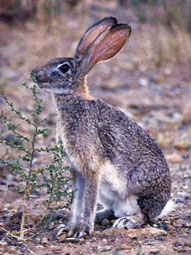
74 17 117 59
80 24 131 74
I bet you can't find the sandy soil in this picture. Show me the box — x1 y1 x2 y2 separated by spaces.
0 2 191 254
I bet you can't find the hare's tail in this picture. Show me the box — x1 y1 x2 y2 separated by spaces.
155 199 176 220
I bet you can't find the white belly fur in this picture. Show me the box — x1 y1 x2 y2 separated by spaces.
98 161 143 218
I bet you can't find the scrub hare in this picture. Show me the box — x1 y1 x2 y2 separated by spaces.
32 17 172 238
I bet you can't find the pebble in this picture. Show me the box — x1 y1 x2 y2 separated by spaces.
101 246 112 252
150 251 159 255
166 153 182 163
174 246 191 252
64 237 84 243
111 219 116 225
142 227 167 236
5 134 22 145
48 222 55 230
101 218 110 226
157 235 165 241
57 232 67 241
164 68 172 76
138 78 149 87
0 241 7 246
41 237 48 244
184 222 191 228
154 75 165 83
119 244 132 250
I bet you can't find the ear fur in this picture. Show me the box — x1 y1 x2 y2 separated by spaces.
79 23 131 74
74 17 117 59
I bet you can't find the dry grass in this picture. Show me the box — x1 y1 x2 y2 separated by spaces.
1 0 191 123
133 0 191 67
135 24 191 67
2 0 191 67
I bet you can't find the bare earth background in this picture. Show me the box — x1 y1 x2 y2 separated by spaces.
0 1 191 254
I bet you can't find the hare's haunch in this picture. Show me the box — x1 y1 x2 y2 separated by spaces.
32 17 172 238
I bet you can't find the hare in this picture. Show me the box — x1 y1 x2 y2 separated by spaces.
32 17 173 238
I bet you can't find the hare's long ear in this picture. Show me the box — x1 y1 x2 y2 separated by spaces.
79 24 131 74
74 17 117 59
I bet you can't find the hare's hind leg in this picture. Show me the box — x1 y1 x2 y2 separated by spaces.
112 195 144 229
113 193 171 229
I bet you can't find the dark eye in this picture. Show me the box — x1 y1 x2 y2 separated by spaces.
58 63 70 73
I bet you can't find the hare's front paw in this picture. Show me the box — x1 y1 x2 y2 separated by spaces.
67 221 94 238
113 216 144 229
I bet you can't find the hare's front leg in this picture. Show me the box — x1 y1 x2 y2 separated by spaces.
68 169 99 238
68 170 85 231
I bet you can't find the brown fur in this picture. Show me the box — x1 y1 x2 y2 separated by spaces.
32 17 171 238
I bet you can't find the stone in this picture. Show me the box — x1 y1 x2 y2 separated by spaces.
101 218 110 226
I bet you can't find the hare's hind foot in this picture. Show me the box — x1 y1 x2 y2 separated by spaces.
113 215 144 229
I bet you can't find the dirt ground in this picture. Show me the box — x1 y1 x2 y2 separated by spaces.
0 1 191 255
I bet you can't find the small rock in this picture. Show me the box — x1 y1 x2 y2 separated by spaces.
56 232 67 241
111 220 116 225
150 251 160 255
49 222 55 230
119 244 132 250
154 75 165 83
157 235 165 241
184 222 191 228
65 237 84 243
174 240 182 247
164 68 172 76
174 240 191 248
102 246 112 252
58 223 67 229
158 223 168 231
35 237 41 243
142 227 167 236
174 246 187 252
0 241 7 246
166 153 182 163
41 237 48 244
172 219 184 228
5 134 22 145
129 82 138 89
101 218 110 226
138 78 149 87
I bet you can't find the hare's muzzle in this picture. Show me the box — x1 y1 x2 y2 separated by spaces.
35 70 49 83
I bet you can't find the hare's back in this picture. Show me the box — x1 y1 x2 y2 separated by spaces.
96 99 164 161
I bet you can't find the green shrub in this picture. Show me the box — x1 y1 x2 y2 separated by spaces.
0 80 72 240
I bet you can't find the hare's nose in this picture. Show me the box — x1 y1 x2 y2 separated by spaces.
36 71 48 82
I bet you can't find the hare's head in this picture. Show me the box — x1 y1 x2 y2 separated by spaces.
32 17 131 95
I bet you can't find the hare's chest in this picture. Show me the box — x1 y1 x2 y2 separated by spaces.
56 120 68 148
56 119 72 157
56 120 84 170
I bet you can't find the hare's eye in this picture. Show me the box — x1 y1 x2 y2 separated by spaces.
58 63 70 73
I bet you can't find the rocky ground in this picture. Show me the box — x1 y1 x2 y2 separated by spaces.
0 1 191 254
